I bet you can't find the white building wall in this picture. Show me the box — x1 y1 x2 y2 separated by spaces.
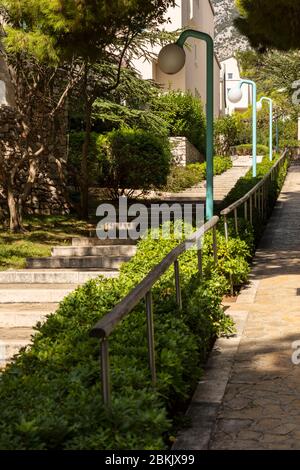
221 56 251 114
133 0 221 117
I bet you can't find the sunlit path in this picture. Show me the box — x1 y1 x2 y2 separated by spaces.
209 162 300 450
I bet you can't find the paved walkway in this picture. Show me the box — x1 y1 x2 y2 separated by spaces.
148 155 254 203
209 163 300 450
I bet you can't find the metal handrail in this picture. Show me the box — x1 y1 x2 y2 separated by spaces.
221 149 289 240
91 149 290 406
90 216 220 405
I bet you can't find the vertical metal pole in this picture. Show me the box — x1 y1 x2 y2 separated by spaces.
101 338 111 406
240 80 257 177
145 291 156 386
174 259 182 310
177 30 214 221
205 35 214 220
276 118 279 153
224 215 229 241
234 208 239 235
213 226 218 266
198 249 203 279
269 99 273 161
252 82 257 177
261 187 264 219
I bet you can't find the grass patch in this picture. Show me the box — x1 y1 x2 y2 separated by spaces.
0 216 92 270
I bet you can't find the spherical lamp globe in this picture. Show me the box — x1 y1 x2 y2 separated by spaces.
256 101 263 111
228 87 243 104
158 43 186 75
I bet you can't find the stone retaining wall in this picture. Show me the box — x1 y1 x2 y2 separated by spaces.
0 104 70 217
169 137 204 166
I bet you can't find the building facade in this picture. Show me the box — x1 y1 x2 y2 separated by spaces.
133 0 221 117
221 56 251 114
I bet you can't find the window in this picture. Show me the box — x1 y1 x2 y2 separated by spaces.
228 73 233 79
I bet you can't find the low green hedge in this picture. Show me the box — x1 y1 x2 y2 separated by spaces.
164 156 232 193
232 144 269 156
0 224 252 450
280 139 300 148
220 153 289 241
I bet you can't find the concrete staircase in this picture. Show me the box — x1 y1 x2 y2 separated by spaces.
0 237 137 368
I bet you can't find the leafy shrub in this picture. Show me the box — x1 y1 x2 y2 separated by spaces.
233 144 269 156
0 221 253 450
280 139 300 148
68 132 99 185
220 153 289 242
214 115 242 156
151 92 206 154
163 156 232 193
97 128 172 198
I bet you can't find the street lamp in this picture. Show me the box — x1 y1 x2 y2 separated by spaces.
158 29 214 221
257 97 273 161
228 79 257 177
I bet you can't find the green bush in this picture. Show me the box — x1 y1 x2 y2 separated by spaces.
151 92 206 154
0 221 254 450
96 128 172 198
163 156 232 193
280 139 300 148
214 115 242 156
233 144 269 156
68 132 100 185
220 153 289 241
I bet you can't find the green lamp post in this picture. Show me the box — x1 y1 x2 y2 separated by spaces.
157 29 214 221
228 79 257 177
257 97 273 161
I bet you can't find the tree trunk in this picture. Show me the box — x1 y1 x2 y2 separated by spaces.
80 64 92 220
17 158 38 226
7 183 23 232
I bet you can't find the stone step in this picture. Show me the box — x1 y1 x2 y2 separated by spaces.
0 303 58 327
0 328 34 368
72 237 137 247
0 285 76 303
0 270 118 284
26 256 130 269
51 245 137 257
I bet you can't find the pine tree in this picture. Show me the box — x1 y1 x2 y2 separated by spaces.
235 0 300 51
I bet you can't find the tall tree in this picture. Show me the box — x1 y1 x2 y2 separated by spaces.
2 0 175 222
235 0 300 51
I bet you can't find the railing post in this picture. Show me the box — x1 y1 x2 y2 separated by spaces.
197 249 203 279
224 215 229 241
244 200 248 221
261 186 264 220
101 337 111 407
250 195 253 225
234 208 239 235
213 226 218 266
174 259 182 310
145 291 156 386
